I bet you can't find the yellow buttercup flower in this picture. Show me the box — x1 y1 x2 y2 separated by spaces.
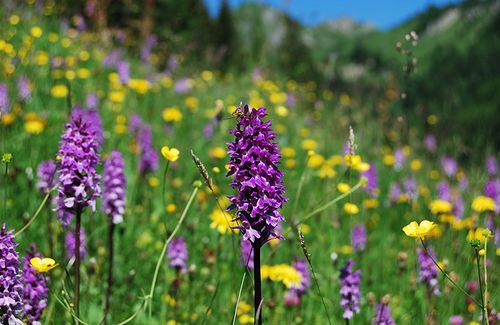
429 199 452 214
402 220 437 239
307 153 325 169
427 114 438 125
161 146 180 162
185 96 198 111
201 70 213 82
24 113 46 134
471 196 496 213
275 105 288 117
237 300 252 316
30 257 58 273
354 161 370 172
383 154 395 166
410 159 422 171
30 26 43 38
1 113 16 126
340 245 353 255
285 159 296 169
128 79 150 94
301 139 317 151
209 208 238 235
343 202 359 215
209 147 226 159
109 91 125 104
77 68 91 79
281 147 296 158
261 264 301 289
363 198 379 209
166 204 177 213
50 85 68 98
344 154 361 168
239 314 254 324
148 176 159 188
162 106 182 123
318 165 336 179
9 15 20 25
467 228 489 244
337 183 351 194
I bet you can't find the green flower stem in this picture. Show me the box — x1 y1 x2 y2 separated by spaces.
475 249 486 325
15 187 54 237
420 239 482 307
483 238 490 325
161 161 170 209
147 185 199 317
297 179 363 226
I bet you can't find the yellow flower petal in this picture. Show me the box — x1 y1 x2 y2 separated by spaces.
30 257 58 273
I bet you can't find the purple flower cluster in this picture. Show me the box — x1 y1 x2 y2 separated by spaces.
17 77 31 102
424 134 437 153
85 93 99 112
141 35 157 62
389 182 402 203
66 228 87 260
292 258 311 293
362 163 378 197
240 237 254 269
0 224 23 324
393 149 405 170
284 258 311 307
339 259 361 319
129 114 158 174
373 302 396 325
22 245 48 324
174 78 192 94
102 151 126 224
129 114 143 135
138 125 158 174
486 156 498 176
351 224 367 252
117 60 130 85
36 160 57 194
417 247 440 296
56 115 101 226
103 49 123 67
0 83 9 114
449 315 464 325
71 105 103 146
167 237 188 273
226 106 287 245
484 179 500 214
404 177 417 201
441 156 457 178
437 181 451 202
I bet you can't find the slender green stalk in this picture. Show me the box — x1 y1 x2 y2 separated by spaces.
484 238 490 325
420 239 482 307
475 249 486 325
15 188 54 237
231 272 247 325
53 293 91 325
161 161 170 209
298 228 332 325
147 185 199 317
295 179 363 226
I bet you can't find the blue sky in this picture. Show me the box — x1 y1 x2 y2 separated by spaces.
203 0 463 29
